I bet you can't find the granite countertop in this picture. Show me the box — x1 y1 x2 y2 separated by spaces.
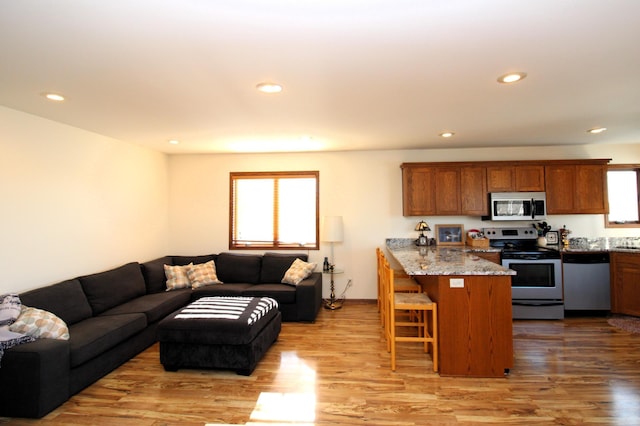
558 236 640 253
386 238 515 276
561 246 640 254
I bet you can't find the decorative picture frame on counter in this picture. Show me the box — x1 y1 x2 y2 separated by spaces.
435 224 464 246
546 231 559 245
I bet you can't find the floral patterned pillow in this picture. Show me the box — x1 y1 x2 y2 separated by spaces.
282 258 317 286
9 306 70 340
0 294 22 327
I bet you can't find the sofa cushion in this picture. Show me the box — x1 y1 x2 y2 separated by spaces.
191 283 253 299
9 306 70 340
215 253 262 284
172 254 217 266
68 313 146 367
282 258 317 286
260 253 308 283
79 263 146 315
187 260 222 288
19 279 92 326
164 263 192 291
141 256 173 294
100 290 191 324
242 284 297 304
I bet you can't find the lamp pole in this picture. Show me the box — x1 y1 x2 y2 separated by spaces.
322 216 344 310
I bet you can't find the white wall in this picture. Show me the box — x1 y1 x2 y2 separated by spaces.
3 102 639 300
168 144 640 300
0 107 170 293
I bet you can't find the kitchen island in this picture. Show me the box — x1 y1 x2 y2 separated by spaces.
386 239 515 377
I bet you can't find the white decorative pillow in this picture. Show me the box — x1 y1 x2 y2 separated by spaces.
9 306 70 340
188 260 222 289
282 258 317 286
0 294 22 327
164 263 193 291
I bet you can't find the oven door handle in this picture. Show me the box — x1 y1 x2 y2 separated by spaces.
512 255 546 261
512 301 564 307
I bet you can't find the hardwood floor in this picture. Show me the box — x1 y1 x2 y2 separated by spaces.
3 302 640 425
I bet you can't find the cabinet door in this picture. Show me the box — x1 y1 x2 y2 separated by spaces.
611 253 640 316
545 164 608 214
515 165 545 191
575 165 608 214
435 167 461 215
473 251 500 264
545 165 576 214
402 167 435 216
487 166 514 192
460 167 488 215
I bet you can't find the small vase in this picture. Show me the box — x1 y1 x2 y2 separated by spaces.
537 236 547 247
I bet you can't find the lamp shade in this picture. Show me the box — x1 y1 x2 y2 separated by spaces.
415 220 431 232
321 216 344 242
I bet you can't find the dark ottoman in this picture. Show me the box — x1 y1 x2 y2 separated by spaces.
158 296 281 375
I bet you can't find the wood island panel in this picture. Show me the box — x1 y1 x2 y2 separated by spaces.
415 274 513 377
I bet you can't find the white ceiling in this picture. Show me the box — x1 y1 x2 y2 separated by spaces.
1 0 639 154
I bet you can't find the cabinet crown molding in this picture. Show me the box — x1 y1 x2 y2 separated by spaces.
401 159 611 169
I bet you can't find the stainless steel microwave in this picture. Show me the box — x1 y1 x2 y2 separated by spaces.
490 192 547 221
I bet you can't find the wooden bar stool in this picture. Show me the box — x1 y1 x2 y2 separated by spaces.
381 256 438 372
377 248 421 329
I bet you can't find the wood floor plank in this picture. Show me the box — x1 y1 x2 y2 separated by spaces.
2 302 640 425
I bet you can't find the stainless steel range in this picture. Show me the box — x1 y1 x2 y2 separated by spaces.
484 227 563 320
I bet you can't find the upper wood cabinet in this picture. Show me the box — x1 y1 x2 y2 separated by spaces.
516 166 546 191
434 167 461 215
402 166 436 216
460 166 487 215
487 165 545 192
401 165 461 215
402 159 609 217
545 163 608 214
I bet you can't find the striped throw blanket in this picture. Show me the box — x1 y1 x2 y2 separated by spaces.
176 297 278 325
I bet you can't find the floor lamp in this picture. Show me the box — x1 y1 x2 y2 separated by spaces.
322 216 343 310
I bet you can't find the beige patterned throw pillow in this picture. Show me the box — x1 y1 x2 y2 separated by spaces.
282 258 317 286
188 260 222 288
9 306 70 340
164 263 193 291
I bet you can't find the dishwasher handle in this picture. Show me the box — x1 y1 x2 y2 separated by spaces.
562 252 610 264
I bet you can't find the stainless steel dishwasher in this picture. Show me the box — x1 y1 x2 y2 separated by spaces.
562 252 610 311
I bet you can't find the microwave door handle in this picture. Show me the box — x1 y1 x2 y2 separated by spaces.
531 198 536 219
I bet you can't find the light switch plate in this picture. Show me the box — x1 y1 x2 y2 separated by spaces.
450 278 464 288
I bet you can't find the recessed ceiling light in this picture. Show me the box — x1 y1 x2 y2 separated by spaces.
168 139 180 145
497 72 527 84
256 82 283 94
43 93 65 101
439 132 455 138
587 127 607 134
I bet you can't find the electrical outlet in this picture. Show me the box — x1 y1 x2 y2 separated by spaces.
450 278 464 288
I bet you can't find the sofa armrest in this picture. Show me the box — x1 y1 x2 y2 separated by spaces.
294 272 323 322
0 339 70 418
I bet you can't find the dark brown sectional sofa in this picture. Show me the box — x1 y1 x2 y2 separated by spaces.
0 252 322 419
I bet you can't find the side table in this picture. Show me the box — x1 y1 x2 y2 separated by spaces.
323 267 344 310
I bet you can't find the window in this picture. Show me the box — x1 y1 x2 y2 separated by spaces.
606 165 640 228
230 171 319 249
